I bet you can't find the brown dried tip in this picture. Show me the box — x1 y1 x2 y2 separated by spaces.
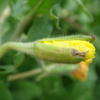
91 34 96 42
72 49 88 57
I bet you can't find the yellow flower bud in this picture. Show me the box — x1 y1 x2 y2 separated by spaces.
0 35 95 64
39 40 95 61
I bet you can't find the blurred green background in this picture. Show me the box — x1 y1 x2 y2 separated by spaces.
0 0 100 100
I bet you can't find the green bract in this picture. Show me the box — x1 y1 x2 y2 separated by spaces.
33 42 85 63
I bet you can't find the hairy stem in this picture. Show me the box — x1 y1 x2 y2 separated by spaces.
0 42 35 58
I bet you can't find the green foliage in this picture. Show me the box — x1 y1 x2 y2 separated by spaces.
0 81 13 100
28 17 53 41
0 0 99 100
11 80 42 100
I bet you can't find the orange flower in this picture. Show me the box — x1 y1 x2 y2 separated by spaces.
72 60 91 80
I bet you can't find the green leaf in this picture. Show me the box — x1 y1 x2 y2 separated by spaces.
0 81 13 100
74 0 93 21
37 0 61 15
11 80 42 100
0 65 15 79
28 17 53 41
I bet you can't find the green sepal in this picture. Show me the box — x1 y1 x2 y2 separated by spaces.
33 42 85 64
37 35 95 43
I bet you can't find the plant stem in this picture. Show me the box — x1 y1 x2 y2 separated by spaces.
10 0 44 41
7 68 42 81
0 42 35 58
7 65 55 81
7 64 79 81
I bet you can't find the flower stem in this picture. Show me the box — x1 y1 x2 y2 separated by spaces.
7 64 79 81
7 68 41 81
0 42 35 58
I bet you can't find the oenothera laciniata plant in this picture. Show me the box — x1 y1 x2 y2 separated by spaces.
0 35 96 80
